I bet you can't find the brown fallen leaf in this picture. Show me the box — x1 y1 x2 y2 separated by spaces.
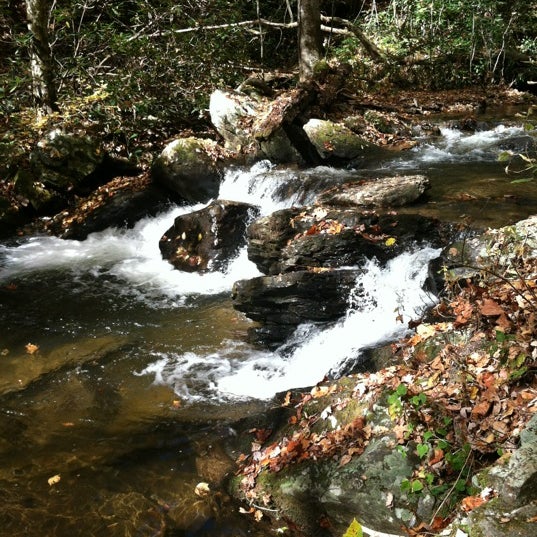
461 494 485 512
471 400 491 418
25 343 39 355
480 298 504 316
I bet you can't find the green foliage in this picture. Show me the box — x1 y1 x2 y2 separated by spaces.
387 381 477 513
359 0 535 87
1 0 296 133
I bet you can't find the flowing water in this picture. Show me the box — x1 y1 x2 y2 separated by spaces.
0 121 536 536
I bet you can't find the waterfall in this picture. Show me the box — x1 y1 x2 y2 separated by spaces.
138 247 439 401
1 122 530 402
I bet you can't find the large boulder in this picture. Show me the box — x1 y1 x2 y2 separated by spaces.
247 206 443 275
316 175 430 208
159 199 259 272
29 129 105 191
209 89 302 163
151 137 222 203
9 130 140 220
232 268 361 346
209 89 260 152
227 379 431 536
45 174 172 240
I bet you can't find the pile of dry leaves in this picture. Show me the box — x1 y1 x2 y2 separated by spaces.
235 234 537 533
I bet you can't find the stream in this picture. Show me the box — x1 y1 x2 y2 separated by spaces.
0 120 536 536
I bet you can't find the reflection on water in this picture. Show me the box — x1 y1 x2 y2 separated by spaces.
0 119 536 535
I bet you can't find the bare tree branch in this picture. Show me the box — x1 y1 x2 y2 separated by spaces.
320 15 387 61
125 15 388 63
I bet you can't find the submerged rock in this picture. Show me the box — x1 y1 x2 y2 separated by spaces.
160 199 259 272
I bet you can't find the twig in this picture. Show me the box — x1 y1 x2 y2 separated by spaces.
429 447 473 525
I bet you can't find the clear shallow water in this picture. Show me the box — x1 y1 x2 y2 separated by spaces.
0 121 536 536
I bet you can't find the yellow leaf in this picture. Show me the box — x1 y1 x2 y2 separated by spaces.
385 237 396 247
48 474 61 486
416 323 436 340
342 518 363 537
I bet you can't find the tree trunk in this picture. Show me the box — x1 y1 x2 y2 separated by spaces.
25 0 58 113
298 0 323 82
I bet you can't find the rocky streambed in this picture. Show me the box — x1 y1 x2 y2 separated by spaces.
1 83 537 537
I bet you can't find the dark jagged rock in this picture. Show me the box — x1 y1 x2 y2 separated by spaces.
160 199 259 273
232 268 362 347
247 206 442 275
236 203 443 346
247 207 304 275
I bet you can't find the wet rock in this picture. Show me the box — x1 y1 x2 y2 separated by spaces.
160 199 259 272
151 137 222 203
446 117 489 132
315 175 430 208
247 206 442 275
247 207 303 275
232 268 361 346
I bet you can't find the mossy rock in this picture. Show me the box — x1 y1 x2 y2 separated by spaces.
13 168 63 214
151 137 222 203
29 130 104 189
303 118 380 160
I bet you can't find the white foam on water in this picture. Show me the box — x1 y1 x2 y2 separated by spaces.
0 199 262 303
397 124 526 167
139 247 440 401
